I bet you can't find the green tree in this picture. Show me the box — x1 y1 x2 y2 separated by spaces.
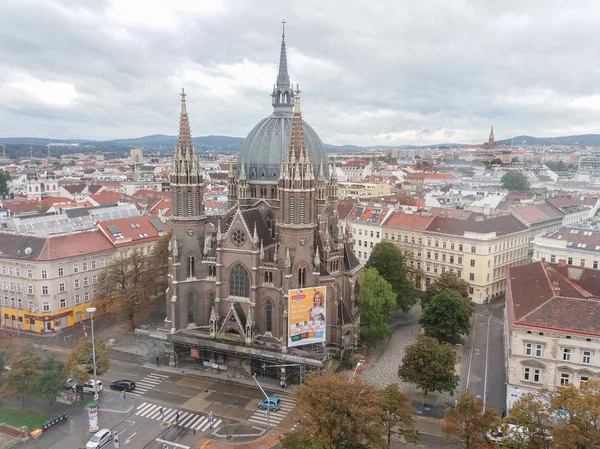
0 351 41 408
280 371 384 449
424 272 470 307
501 172 531 192
398 337 459 397
420 290 474 343
503 391 552 449
33 357 67 408
366 241 416 312
379 384 419 447
0 169 10 197
64 339 110 385
97 235 169 330
358 268 397 343
443 391 499 449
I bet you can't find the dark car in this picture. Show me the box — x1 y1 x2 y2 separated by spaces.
109 380 136 391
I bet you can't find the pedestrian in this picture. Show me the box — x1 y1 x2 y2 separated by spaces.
280 380 284 389
501 409 506 419
175 412 179 424
159 407 163 420
156 356 160 365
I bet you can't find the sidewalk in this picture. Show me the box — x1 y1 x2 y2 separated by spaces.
197 430 280 449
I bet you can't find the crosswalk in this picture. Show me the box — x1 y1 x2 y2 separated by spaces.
135 402 222 432
128 373 169 397
247 397 295 428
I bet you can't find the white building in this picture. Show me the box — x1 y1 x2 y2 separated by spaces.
347 204 395 262
532 227 600 270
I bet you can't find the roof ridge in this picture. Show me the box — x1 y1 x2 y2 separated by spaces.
518 261 557 321
547 265 595 298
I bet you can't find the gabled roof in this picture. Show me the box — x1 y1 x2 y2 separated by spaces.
383 212 433 230
343 242 361 271
507 261 600 335
240 208 274 246
348 205 390 224
544 227 600 254
97 214 169 245
426 215 526 236
3 200 40 215
89 191 121 205
511 203 563 225
0 234 46 259
37 230 114 260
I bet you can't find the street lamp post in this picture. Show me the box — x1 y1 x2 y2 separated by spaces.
86 307 98 401
252 373 270 433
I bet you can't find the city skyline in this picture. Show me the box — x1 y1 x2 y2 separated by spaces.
2 1 600 146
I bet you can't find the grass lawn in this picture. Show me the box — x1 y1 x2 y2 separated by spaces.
0 406 51 430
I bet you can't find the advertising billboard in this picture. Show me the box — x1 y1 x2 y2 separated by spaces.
288 286 326 347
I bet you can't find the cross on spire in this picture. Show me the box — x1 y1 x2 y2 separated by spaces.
282 19 286 38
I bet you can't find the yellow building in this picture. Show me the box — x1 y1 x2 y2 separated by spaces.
338 181 390 199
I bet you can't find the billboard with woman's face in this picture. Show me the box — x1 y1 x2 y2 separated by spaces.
288 286 326 347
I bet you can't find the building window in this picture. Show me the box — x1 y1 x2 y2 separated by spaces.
27 300 34 310
370 231 373 237
27 269 33 279
58 268 64 277
266 300 273 332
560 373 570 385
567 257 573 265
435 240 439 248
583 351 592 365
84 292 90 302
59 298 67 309
563 348 571 361
82 262 88 272
525 343 533 356
434 252 439 260
73 264 79 273
42 302 50 312
41 286 49 295
27 285 33 295
83 277 89 287
74 279 80 289
471 246 476 254
91 261 96 269
41 270 47 279
229 264 250 297
99 259 105 268
187 292 195 324
470 259 475 267
59 283 65 293
376 232 380 239
457 270 462 278
594 261 598 269
442 254 446 262
458 256 463 264
535 344 543 358
523 367 540 383
469 273 475 281
298 267 307 288
468 286 474 294
75 294 81 304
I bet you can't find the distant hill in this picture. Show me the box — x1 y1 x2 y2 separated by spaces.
497 134 600 146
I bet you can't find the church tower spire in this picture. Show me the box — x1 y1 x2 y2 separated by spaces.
489 125 495 143
271 20 294 114
171 88 204 218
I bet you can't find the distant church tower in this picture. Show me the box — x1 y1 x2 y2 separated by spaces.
483 125 497 150
26 147 41 201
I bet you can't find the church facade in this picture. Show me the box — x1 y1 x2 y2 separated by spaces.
163 28 362 381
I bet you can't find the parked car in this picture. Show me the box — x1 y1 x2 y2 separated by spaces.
82 380 103 395
63 378 77 390
258 397 281 411
110 380 136 391
86 428 111 449
487 424 551 445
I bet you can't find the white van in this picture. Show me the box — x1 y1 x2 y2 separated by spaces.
82 380 103 394
86 428 111 449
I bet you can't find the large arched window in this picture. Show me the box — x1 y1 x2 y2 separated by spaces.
187 256 195 278
298 267 306 289
229 264 250 297
265 299 273 332
187 292 195 324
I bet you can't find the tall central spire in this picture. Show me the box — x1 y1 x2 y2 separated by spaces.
271 20 294 113
177 88 194 158
277 19 290 87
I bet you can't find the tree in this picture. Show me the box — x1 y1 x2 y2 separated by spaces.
65 339 110 385
503 392 552 449
280 371 384 449
358 268 397 343
379 384 419 447
501 172 530 192
420 290 474 343
0 351 41 408
97 235 168 330
398 337 459 397
549 379 600 448
366 241 416 312
443 391 498 449
33 357 67 408
424 272 470 307
0 169 10 197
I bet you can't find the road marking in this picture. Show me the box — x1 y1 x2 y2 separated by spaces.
136 403 148 410
176 412 190 424
163 410 177 422
136 403 153 414
149 373 169 378
139 404 159 417
125 432 137 444
155 438 189 449
186 415 203 428
465 310 485 389
138 379 161 386
180 414 196 427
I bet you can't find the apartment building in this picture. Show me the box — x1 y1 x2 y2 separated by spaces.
505 261 600 411
338 181 390 199
348 205 394 262
0 215 168 334
532 227 600 270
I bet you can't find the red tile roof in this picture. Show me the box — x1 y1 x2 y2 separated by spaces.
383 212 434 230
505 193 534 201
3 200 40 215
428 207 473 219
512 203 563 225
149 199 172 214
89 191 121 204
97 215 169 245
348 205 390 224
427 215 527 236
37 230 114 261
41 197 75 207
544 227 600 254
507 261 600 335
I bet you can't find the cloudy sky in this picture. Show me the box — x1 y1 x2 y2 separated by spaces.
2 0 600 146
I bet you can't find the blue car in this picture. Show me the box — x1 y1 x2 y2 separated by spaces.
258 397 281 411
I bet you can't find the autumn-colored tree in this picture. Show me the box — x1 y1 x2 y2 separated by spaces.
424 272 470 307
280 371 384 449
503 391 552 449
443 391 499 449
420 290 474 343
366 241 416 312
398 337 459 397
378 384 419 447
0 351 41 408
549 379 600 448
64 339 110 385
358 268 397 343
97 235 168 330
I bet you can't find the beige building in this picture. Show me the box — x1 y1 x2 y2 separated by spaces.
0 215 168 334
130 148 143 162
338 181 390 199
505 261 600 411
532 227 600 270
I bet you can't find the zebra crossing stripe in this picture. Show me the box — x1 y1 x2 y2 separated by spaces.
136 402 148 410
140 405 159 417
186 415 203 428
135 403 153 415
163 410 177 422
175 412 190 424
148 373 169 378
180 414 196 427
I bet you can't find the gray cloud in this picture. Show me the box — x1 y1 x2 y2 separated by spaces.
1 0 600 145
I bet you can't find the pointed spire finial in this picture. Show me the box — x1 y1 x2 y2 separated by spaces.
259 239 264 260
277 20 290 87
